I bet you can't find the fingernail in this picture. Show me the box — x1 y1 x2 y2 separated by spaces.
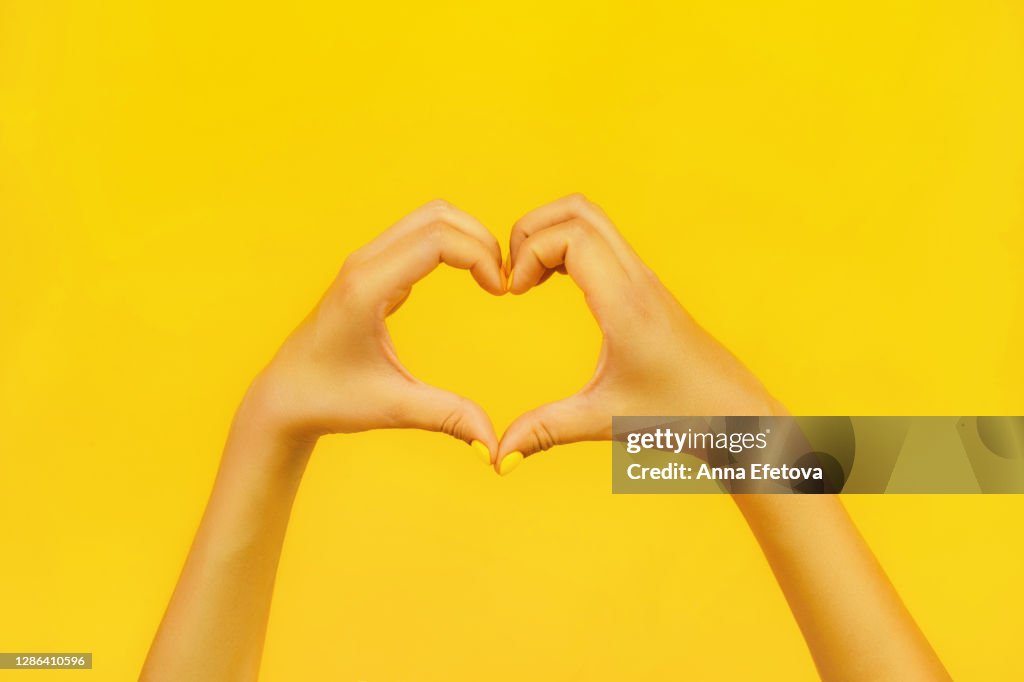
506 268 515 292
498 451 524 476
470 440 492 465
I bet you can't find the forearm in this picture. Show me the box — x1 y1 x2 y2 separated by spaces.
141 399 312 682
734 495 949 682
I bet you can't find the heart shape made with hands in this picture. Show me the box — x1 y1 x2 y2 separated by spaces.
267 194 776 478
369 197 777 476
369 194 655 477
356 194 656 477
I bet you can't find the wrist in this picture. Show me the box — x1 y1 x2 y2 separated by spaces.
227 374 318 474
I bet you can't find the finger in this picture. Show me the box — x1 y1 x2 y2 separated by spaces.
495 394 608 472
535 268 559 287
386 289 412 315
352 199 502 267
357 221 505 313
396 381 500 464
509 194 642 273
507 218 631 324
511 257 567 289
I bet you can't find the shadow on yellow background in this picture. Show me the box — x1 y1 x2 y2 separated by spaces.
1 1 1021 679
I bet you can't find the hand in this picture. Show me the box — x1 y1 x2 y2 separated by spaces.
244 199 505 461
497 194 782 470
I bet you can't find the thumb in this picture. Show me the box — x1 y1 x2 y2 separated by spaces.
496 394 608 475
396 382 499 466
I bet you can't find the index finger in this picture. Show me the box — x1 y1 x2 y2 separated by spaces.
509 194 642 273
353 199 502 268
509 218 632 329
354 220 505 314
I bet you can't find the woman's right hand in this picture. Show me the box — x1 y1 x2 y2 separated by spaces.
242 200 505 463
497 194 783 472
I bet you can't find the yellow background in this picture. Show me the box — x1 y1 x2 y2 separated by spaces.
1 1 1022 679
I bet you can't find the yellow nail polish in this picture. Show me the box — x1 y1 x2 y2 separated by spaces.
470 440 491 465
506 268 515 292
499 451 524 475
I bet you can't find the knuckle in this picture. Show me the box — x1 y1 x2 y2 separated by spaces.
565 217 594 240
338 253 361 276
566 192 590 210
423 220 450 243
332 270 372 307
528 419 558 453
439 400 472 439
425 198 451 212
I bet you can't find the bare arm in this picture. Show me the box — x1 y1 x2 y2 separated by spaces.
140 408 311 681
735 494 950 681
